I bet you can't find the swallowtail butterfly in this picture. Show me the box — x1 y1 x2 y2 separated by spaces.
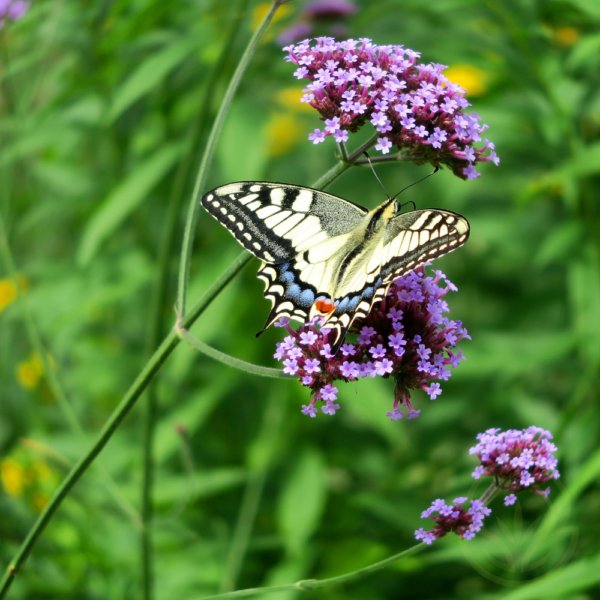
201 182 469 354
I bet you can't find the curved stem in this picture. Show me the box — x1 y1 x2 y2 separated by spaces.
193 543 426 600
192 481 506 600
176 0 285 318
177 326 291 380
140 2 251 597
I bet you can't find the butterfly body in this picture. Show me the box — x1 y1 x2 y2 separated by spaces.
202 182 469 353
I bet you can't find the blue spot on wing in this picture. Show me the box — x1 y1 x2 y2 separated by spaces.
280 271 294 283
348 296 360 309
336 296 350 312
300 289 315 306
361 286 374 299
286 283 301 299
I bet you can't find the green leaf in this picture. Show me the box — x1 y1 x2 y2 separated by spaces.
107 39 196 122
559 142 600 178
567 32 600 69
77 143 183 266
277 448 327 555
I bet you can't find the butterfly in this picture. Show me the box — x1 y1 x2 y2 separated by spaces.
201 181 469 354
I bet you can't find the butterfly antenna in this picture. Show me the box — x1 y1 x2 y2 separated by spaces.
391 166 440 201
363 151 391 199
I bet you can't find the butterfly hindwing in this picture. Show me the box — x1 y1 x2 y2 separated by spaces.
201 182 367 263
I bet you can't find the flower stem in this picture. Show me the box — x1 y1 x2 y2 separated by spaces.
176 0 285 318
480 482 502 506
176 326 292 380
194 543 426 600
347 133 380 163
192 483 506 600
140 2 252 597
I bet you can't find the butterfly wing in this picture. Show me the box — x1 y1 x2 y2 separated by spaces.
380 209 470 284
201 182 367 263
320 209 470 353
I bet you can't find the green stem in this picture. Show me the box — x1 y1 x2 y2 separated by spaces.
177 326 291 380
176 0 285 318
140 2 251 597
195 543 426 600
194 481 506 600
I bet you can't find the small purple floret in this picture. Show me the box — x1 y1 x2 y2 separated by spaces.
470 427 559 498
274 266 469 418
415 498 491 544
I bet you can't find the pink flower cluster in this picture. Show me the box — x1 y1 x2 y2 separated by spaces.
470 427 560 504
415 498 491 544
283 37 499 179
273 266 469 419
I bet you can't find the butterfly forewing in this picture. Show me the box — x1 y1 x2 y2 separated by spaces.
201 182 367 263
380 209 470 284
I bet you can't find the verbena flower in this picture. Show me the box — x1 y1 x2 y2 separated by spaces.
283 37 499 179
415 497 491 544
273 265 469 418
0 0 29 27
469 427 559 502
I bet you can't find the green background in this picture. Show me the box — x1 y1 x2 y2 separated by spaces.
1 0 599 598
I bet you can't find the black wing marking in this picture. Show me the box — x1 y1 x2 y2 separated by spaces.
201 181 367 263
380 209 470 284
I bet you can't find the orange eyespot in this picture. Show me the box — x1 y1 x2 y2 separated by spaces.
314 299 335 315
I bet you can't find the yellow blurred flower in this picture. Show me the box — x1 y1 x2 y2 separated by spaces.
0 278 17 313
552 26 579 46
16 353 45 390
0 274 28 314
265 113 305 157
444 65 488 97
276 87 314 113
1 458 25 497
251 2 294 33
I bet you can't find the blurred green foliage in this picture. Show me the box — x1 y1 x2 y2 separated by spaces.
1 0 599 599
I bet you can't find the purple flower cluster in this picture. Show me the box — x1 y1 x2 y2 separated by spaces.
415 498 491 544
283 37 499 179
0 0 29 27
273 265 469 418
470 427 559 503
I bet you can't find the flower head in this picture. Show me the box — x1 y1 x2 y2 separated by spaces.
0 0 29 25
469 427 560 498
415 498 491 544
274 265 469 418
283 38 498 179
